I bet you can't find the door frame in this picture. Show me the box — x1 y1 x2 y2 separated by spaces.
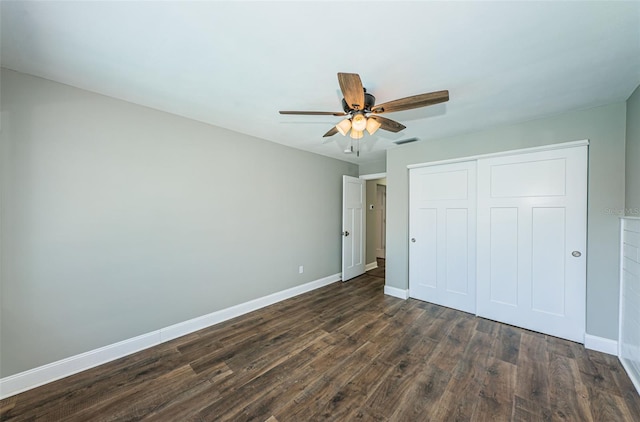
361 172 386 180
407 140 589 170
375 184 386 259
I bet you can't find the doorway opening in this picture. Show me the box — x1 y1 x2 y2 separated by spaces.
364 176 386 272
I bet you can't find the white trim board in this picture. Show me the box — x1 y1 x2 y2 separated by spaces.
407 140 589 170
365 262 378 272
384 285 409 300
584 334 618 355
359 172 386 180
0 272 341 399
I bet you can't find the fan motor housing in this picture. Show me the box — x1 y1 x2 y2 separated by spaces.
342 91 376 113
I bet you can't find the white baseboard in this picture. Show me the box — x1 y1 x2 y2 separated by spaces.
384 285 409 300
584 334 618 355
365 262 378 272
0 331 162 400
0 272 341 399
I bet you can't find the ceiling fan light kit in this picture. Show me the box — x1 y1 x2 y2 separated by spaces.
350 129 364 140
336 118 352 136
351 113 367 132
365 117 381 135
279 72 449 155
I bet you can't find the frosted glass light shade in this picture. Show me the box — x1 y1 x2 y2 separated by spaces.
366 118 382 135
350 129 364 140
336 119 351 136
351 113 367 132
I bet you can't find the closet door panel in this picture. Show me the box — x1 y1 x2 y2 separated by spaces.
476 146 587 343
409 161 476 314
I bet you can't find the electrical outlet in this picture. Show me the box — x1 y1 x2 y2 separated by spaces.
298 265 304 274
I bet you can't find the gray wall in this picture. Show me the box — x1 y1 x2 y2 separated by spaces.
0 69 358 377
627 85 640 212
387 103 627 341
365 178 386 265
359 159 386 176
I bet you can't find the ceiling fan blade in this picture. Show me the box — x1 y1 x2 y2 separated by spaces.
371 90 449 114
337 73 365 110
369 115 406 133
279 111 346 116
323 126 338 137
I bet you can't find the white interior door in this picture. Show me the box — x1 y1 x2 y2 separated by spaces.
409 161 477 313
476 146 587 342
342 175 365 281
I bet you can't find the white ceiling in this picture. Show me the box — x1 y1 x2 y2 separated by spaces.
2 1 639 165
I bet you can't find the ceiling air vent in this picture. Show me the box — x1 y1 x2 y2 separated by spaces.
393 137 419 145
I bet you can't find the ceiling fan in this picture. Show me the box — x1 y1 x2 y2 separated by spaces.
279 73 449 154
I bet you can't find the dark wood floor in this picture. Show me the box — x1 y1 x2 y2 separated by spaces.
2 259 640 421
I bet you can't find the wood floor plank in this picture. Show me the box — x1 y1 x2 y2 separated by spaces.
432 329 496 421
307 358 393 421
368 301 426 350
574 344 627 396
189 315 323 375
358 359 414 417
0 397 16 415
588 385 636 422
274 341 381 421
476 317 500 336
472 358 517 421
2 347 187 421
223 324 326 374
150 332 337 421
316 295 382 333
376 315 428 365
344 406 389 422
62 364 206 421
512 395 552 422
334 310 389 343
548 352 592 421
3 263 640 421
197 334 338 421
360 336 440 418
388 365 450 421
493 324 521 365
516 332 551 409
546 334 576 359
622 388 640 422
428 313 477 374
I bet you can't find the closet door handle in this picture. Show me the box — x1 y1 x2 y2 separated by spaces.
411 238 416 243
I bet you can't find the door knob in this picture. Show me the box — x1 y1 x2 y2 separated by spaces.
411 238 416 243
343 231 350 237
572 251 581 257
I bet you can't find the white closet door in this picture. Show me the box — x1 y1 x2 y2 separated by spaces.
409 161 477 313
476 146 587 342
